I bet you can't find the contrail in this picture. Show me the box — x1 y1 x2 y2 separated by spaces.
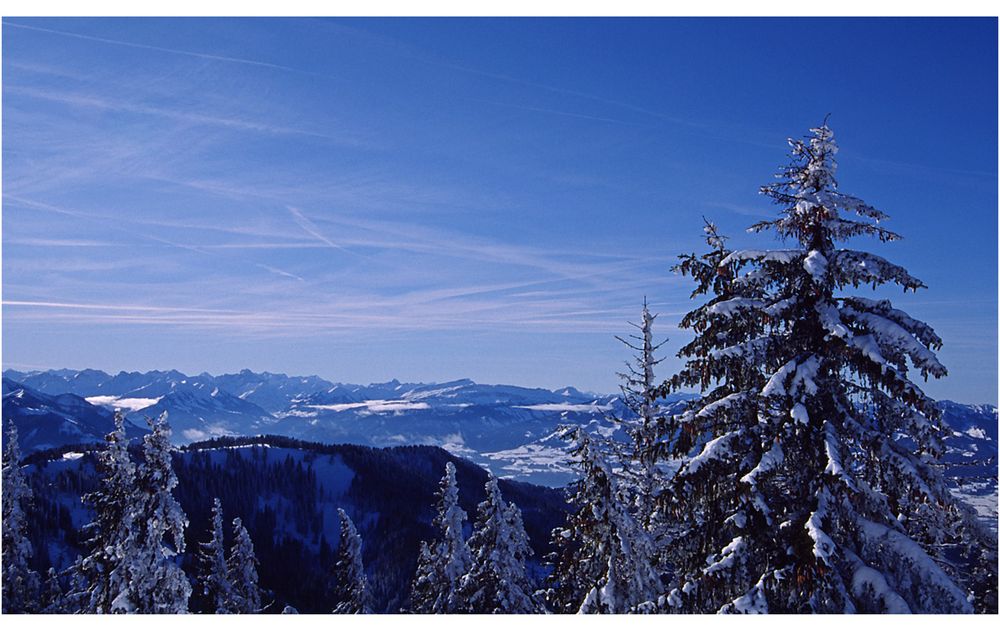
2 20 323 77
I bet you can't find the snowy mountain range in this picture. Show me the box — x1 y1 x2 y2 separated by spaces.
3 368 996 509
3 368 654 484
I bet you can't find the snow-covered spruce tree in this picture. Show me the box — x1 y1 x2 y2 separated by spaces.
198 497 234 613
459 475 542 613
614 298 667 527
409 462 472 613
128 412 192 613
659 122 996 613
62 557 91 614
228 517 262 614
74 411 141 613
41 567 67 614
332 508 371 614
546 427 661 613
410 542 436 612
2 421 39 613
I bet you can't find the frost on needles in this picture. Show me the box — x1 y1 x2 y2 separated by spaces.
2 420 40 613
71 412 192 613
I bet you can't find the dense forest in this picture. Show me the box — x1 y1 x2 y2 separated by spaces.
6 431 565 613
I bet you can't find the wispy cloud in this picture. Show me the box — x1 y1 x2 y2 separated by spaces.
3 237 123 247
3 300 239 314
3 20 318 76
1 297 659 336
5 85 361 145
255 263 305 283
286 206 361 256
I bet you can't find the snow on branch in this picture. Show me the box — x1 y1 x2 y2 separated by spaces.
740 441 784 488
831 250 925 291
856 518 973 613
720 249 804 267
840 307 946 378
683 430 742 476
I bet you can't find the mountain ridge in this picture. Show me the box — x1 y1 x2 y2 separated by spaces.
4 369 996 501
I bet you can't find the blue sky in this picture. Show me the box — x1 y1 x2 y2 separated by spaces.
2 17 996 403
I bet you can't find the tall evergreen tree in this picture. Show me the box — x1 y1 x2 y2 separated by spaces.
198 497 234 613
460 475 542 613
2 421 39 613
128 412 192 613
73 411 141 613
659 122 996 613
332 508 371 614
547 427 661 613
409 462 472 613
228 517 262 614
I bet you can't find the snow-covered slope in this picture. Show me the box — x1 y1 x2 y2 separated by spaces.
938 400 998 528
2 378 147 451
123 381 275 443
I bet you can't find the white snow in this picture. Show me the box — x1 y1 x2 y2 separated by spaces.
761 360 796 398
85 395 162 412
790 403 809 424
823 422 852 485
857 517 973 613
307 400 431 413
685 431 740 475
720 249 803 266
847 334 888 369
513 403 612 413
815 301 850 339
850 564 911 613
704 536 746 575
802 250 828 281
740 441 784 487
841 307 946 376
725 578 768 614
805 498 835 564
696 393 746 419
707 298 764 317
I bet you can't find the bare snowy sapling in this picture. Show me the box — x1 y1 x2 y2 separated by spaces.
198 497 234 613
615 298 668 528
